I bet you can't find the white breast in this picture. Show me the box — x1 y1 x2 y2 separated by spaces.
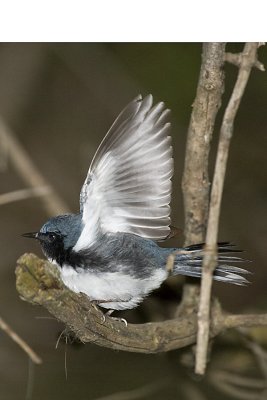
60 264 167 310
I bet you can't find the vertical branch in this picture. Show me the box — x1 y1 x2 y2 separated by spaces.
182 43 225 246
195 43 265 375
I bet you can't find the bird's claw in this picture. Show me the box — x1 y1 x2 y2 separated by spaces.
101 309 128 326
91 301 128 326
91 300 101 312
110 317 128 327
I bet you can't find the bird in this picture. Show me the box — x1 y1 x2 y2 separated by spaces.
23 94 250 313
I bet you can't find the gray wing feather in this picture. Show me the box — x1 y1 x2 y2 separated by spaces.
75 94 173 251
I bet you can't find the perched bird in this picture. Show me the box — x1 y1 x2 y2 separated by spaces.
23 95 249 312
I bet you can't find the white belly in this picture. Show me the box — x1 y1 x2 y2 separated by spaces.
60 264 167 310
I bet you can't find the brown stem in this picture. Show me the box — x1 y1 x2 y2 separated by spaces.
180 42 225 340
195 42 265 375
225 314 267 329
0 315 42 364
182 43 225 246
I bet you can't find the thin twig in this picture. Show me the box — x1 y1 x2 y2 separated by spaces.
225 51 265 71
0 117 70 215
0 187 51 206
0 315 42 364
195 42 265 375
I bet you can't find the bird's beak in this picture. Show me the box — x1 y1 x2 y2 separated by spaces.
22 232 39 239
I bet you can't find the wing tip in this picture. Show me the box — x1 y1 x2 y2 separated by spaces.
134 95 170 118
135 94 143 102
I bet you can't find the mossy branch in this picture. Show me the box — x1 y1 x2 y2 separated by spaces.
15 253 267 354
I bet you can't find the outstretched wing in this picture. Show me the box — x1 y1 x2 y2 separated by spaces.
74 94 173 251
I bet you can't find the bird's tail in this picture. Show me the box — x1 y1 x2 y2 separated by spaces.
171 242 251 286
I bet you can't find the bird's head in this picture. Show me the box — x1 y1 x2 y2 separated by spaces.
22 214 83 264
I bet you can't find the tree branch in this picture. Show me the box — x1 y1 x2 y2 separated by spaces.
182 43 225 246
195 42 265 375
15 253 267 354
0 117 70 215
0 187 51 206
0 315 42 364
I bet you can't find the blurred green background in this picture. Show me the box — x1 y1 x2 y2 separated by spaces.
1 43 267 400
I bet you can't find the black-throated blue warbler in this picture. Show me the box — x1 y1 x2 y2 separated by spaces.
23 95 249 312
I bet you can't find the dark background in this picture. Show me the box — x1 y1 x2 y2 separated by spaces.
1 43 267 399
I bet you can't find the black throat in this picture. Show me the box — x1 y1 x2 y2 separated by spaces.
40 236 69 266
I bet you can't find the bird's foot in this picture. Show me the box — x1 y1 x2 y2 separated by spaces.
102 309 128 327
90 300 102 312
90 300 128 326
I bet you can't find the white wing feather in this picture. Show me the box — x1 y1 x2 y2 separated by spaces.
74 94 173 251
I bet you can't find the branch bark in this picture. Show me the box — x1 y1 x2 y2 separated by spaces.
182 43 225 246
195 43 265 375
15 254 267 354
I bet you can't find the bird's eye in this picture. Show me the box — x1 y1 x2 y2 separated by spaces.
48 233 57 241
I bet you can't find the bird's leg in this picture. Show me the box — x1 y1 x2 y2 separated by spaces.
101 309 113 324
90 299 129 326
104 310 128 327
90 299 103 312
90 300 114 324
94 308 128 327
